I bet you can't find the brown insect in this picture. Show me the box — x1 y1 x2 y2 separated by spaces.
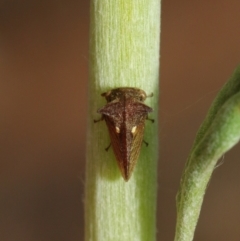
94 87 153 181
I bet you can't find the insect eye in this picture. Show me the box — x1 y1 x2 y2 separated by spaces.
139 94 145 101
105 94 116 102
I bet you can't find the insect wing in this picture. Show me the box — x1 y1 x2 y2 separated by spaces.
124 101 152 179
126 119 146 179
101 101 152 181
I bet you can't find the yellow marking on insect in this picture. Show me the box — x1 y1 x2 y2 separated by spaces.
131 126 137 134
115 126 120 133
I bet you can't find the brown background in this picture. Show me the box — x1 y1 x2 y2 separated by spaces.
1 0 240 240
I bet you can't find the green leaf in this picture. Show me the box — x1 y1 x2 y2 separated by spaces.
174 65 240 241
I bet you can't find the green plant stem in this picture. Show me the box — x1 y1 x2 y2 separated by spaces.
85 1 161 241
174 66 240 241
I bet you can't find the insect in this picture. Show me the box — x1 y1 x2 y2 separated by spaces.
94 87 153 181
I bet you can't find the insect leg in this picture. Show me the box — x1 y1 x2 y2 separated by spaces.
94 115 104 123
147 116 154 123
143 140 149 147
105 143 112 151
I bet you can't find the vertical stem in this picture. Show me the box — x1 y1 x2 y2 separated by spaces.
85 1 161 241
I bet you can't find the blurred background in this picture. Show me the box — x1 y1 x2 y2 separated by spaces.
0 0 240 240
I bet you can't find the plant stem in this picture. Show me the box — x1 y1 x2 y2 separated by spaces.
174 66 240 241
85 1 161 241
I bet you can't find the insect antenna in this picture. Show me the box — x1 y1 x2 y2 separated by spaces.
147 93 154 98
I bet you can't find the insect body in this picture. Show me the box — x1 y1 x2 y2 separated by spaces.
95 87 153 181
